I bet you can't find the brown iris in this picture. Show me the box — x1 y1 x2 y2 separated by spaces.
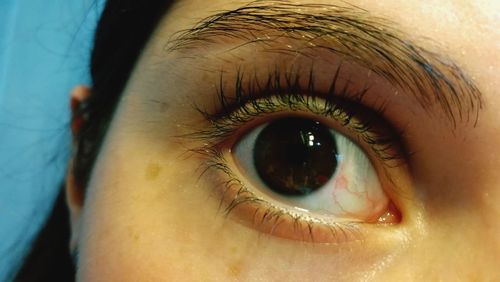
253 117 339 196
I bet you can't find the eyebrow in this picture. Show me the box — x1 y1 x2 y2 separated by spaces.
166 0 482 126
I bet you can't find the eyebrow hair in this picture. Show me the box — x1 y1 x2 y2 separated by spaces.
167 0 482 126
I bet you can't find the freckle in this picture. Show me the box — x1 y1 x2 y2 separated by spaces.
145 162 162 181
227 261 242 278
229 246 238 255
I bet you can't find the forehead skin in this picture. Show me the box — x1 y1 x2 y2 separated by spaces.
76 0 500 281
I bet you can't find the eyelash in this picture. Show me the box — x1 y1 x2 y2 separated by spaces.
186 67 405 242
194 67 406 164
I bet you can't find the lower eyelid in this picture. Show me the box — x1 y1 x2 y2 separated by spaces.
229 198 363 243
199 150 366 244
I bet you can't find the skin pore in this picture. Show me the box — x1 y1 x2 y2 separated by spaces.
68 0 499 281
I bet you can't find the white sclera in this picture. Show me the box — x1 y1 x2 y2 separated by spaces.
232 121 389 222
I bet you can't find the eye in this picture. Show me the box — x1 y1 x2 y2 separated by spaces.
233 116 389 223
190 71 406 243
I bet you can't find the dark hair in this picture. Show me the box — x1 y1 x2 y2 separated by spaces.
15 1 174 281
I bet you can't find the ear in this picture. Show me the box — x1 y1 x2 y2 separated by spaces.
66 85 91 252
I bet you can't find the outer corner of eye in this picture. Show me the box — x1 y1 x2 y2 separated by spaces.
226 115 402 241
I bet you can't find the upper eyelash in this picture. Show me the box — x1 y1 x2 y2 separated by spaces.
192 65 407 165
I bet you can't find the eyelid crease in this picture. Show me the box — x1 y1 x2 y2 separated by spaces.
165 0 482 128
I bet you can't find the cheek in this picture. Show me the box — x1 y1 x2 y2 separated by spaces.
77 126 282 281
77 139 221 280
75 131 404 281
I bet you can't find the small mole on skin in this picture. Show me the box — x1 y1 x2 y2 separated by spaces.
150 100 170 113
145 162 162 181
127 225 140 242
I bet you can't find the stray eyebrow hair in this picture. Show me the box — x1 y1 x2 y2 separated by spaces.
167 0 482 126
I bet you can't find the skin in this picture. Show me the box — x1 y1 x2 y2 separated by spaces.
68 0 499 281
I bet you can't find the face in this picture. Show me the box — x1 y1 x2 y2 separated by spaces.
68 0 500 280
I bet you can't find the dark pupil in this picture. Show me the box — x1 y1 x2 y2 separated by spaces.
253 117 338 196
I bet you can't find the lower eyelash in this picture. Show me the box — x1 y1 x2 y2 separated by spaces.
195 146 363 243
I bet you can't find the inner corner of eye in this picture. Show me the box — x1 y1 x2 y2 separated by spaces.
226 115 401 225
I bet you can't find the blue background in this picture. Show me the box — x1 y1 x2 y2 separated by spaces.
0 1 103 280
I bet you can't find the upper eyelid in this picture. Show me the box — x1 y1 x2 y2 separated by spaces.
163 1 483 128
189 68 407 166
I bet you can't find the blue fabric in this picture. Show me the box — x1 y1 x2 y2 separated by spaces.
0 1 103 280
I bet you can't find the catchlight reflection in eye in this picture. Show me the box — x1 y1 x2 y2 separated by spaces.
233 116 393 223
